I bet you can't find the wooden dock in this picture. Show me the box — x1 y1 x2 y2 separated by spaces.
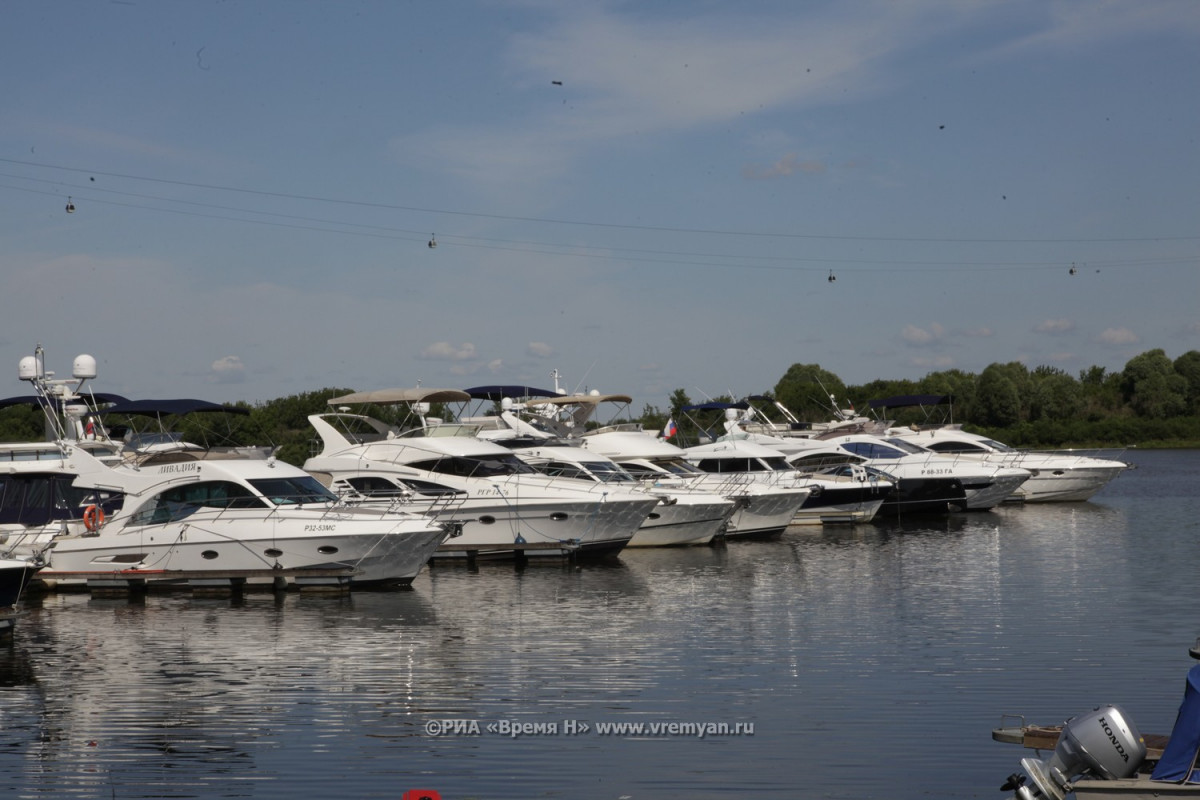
433 540 583 567
30 567 360 597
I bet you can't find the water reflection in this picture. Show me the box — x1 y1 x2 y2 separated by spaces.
0 451 1196 799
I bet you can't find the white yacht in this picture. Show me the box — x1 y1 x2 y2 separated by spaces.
782 432 1030 512
488 391 811 539
1 348 450 589
869 394 1130 502
699 401 1028 513
303 388 658 559
884 425 1128 502
462 386 737 547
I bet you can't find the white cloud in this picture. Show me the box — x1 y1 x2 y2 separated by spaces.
1035 319 1075 335
901 322 945 345
527 341 555 358
210 355 247 384
391 2 970 194
1099 328 1139 345
742 154 827 180
908 355 955 369
987 0 1200 58
419 342 479 361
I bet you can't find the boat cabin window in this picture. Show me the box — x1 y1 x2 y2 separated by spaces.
788 452 863 472
533 461 596 482
760 456 794 472
343 476 410 498
130 480 269 526
341 476 465 498
409 454 535 479
840 441 907 460
618 462 660 478
654 458 704 476
882 438 931 455
248 476 338 505
585 461 636 483
397 478 466 497
0 448 62 462
0 474 123 526
691 457 754 474
925 441 988 454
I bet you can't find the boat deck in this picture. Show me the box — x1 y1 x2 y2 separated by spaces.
993 723 1170 760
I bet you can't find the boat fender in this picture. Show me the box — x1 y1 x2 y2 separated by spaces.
83 505 105 533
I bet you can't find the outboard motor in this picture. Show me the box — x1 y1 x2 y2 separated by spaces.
1003 705 1147 800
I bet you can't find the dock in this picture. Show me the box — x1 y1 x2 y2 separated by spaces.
30 567 361 597
433 540 583 568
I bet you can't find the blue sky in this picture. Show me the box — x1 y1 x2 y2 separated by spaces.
2 0 1197 412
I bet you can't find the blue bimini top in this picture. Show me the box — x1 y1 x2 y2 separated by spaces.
1152 663 1200 783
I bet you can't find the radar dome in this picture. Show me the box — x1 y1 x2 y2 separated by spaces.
18 356 39 381
73 354 97 379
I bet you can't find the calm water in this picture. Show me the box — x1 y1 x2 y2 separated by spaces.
2 449 1198 800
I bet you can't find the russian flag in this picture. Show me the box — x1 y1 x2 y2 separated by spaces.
662 418 678 439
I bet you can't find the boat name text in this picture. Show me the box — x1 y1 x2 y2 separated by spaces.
155 463 199 474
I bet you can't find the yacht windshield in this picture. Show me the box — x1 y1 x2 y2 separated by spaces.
587 461 636 483
409 453 536 478
841 441 907 460
249 476 338 505
656 458 704 476
883 438 931 455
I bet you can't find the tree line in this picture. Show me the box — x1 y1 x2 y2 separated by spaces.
2 348 1198 462
653 348 1200 450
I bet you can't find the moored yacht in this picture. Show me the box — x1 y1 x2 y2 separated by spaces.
2 347 450 589
303 388 658 559
462 386 737 547
871 394 1130 502
708 398 1028 512
472 387 810 539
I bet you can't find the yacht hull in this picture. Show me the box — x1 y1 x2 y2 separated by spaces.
38 510 448 587
628 496 732 547
429 497 657 559
723 488 811 539
792 484 886 525
1013 464 1129 502
878 477 966 516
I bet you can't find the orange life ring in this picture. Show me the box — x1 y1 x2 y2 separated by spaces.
83 505 105 532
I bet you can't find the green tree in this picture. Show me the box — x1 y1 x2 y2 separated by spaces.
773 364 847 422
975 363 1022 426
1121 349 1187 419
1029 367 1082 422
1174 350 1200 414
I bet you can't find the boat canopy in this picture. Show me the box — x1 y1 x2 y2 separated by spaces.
1152 663 1200 784
527 393 633 408
328 388 471 405
102 398 250 417
867 394 953 410
0 392 129 410
462 385 559 401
